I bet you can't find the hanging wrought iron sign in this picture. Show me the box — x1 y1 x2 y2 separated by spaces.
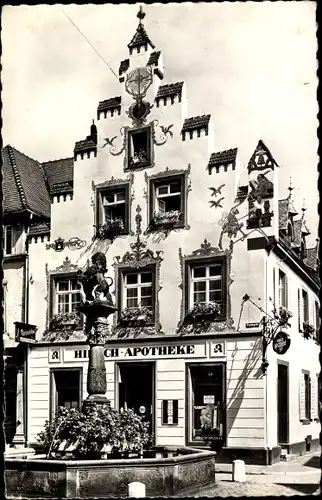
272 331 291 355
14 322 38 343
46 237 86 252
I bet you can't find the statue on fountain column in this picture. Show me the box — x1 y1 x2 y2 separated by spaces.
77 252 114 306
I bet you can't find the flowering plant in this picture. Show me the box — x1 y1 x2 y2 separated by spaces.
52 311 79 324
119 306 153 326
37 404 151 459
272 306 293 327
97 218 124 238
302 321 315 338
185 301 221 322
152 210 182 227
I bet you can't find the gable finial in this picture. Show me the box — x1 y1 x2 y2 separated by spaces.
137 5 146 24
287 177 294 198
301 199 307 218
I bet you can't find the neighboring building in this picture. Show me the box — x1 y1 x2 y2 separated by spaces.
3 10 320 463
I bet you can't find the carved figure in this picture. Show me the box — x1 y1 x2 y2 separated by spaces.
77 252 113 304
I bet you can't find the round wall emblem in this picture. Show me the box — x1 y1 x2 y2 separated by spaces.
273 331 291 355
139 405 146 414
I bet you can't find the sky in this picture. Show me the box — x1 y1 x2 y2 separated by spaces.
2 2 319 244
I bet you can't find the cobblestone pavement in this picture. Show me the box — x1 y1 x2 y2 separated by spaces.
175 479 321 497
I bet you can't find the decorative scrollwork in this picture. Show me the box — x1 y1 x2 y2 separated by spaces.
46 237 86 252
151 120 174 146
101 126 128 156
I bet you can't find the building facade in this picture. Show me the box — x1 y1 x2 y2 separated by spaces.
3 10 320 464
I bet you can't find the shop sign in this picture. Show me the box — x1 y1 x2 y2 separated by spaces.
246 322 260 328
63 343 207 362
272 331 291 355
210 342 225 357
49 348 62 363
203 395 215 404
14 322 37 343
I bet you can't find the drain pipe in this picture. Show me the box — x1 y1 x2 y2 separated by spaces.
264 256 269 456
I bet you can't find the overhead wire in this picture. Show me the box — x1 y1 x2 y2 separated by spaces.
60 7 118 79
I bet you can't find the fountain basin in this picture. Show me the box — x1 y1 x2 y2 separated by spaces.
5 446 216 497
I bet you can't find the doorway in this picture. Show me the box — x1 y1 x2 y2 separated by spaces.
277 363 289 445
117 362 154 435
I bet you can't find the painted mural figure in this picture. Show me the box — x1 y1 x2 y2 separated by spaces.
218 203 246 249
248 170 273 204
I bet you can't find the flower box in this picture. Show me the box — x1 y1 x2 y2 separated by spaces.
151 210 182 229
51 312 80 330
278 306 293 326
97 219 124 239
119 306 153 327
185 302 221 323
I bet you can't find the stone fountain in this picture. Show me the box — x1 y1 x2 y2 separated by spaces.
77 252 117 411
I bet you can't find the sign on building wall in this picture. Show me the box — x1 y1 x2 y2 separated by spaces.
63 343 207 362
210 342 225 357
14 322 37 343
272 331 290 355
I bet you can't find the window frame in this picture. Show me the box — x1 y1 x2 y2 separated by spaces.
49 367 83 421
185 256 227 321
3 225 14 256
118 265 157 325
126 125 152 170
302 288 309 325
278 269 288 309
314 301 320 343
96 183 130 236
50 273 83 329
149 173 186 229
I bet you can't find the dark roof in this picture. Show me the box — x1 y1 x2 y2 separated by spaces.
119 59 129 75
156 82 183 99
292 220 303 248
42 158 74 195
147 51 161 65
29 222 50 237
208 148 238 168
182 115 211 132
128 23 155 49
303 246 319 271
2 145 51 218
235 185 248 202
74 138 97 153
278 199 289 231
97 96 121 112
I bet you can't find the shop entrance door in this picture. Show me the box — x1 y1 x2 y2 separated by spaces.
117 363 154 435
277 363 289 445
188 363 226 451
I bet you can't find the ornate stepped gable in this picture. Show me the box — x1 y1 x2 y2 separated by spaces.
156 82 184 100
182 114 211 133
119 59 129 75
97 96 122 115
147 51 161 66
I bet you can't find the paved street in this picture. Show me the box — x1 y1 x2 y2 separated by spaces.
175 451 321 497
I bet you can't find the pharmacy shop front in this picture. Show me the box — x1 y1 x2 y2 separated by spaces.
27 334 264 458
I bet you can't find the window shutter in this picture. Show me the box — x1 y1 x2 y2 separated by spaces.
162 400 168 424
298 289 301 331
310 376 318 420
273 267 276 307
299 371 306 420
173 400 179 425
284 276 288 309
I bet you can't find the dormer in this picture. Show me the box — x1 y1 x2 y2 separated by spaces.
278 192 298 244
74 121 97 161
155 82 183 108
181 115 211 141
97 97 122 119
207 148 237 174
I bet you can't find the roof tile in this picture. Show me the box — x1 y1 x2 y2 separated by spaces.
97 96 121 112
208 148 238 168
119 59 129 75
29 222 50 236
74 138 96 153
42 158 74 195
182 114 211 132
147 51 161 65
156 82 183 99
128 23 155 49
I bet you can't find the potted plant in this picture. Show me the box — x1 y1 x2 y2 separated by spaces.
119 306 153 327
51 311 80 330
277 306 293 327
97 218 124 239
151 210 182 229
302 321 315 339
185 301 221 323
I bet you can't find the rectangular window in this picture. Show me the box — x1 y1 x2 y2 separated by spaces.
128 126 152 169
302 289 309 324
55 278 80 314
51 369 82 418
189 261 225 317
97 185 129 235
3 226 14 256
188 364 225 446
304 373 311 420
121 268 155 322
278 270 288 308
314 301 320 342
149 175 186 229
162 400 179 425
